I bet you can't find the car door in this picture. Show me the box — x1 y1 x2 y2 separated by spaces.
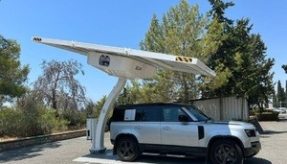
160 106 199 147
133 106 161 145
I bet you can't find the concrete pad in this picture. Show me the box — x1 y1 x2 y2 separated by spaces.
72 149 205 164
73 150 152 164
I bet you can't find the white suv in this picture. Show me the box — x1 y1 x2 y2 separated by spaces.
110 103 261 164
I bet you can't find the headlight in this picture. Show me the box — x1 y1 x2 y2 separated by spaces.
245 129 256 137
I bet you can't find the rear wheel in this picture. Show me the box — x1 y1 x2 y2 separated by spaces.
209 139 243 164
116 137 139 161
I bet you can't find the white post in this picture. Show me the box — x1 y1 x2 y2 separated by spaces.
90 77 127 154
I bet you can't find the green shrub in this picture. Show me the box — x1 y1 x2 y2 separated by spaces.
0 108 22 137
17 94 52 137
18 102 70 137
256 112 279 121
61 108 86 128
0 91 71 138
39 109 69 133
0 91 88 138
0 107 69 138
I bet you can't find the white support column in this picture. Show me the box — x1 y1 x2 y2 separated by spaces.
90 78 127 154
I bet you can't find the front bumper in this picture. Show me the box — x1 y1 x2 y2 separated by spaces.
244 141 261 157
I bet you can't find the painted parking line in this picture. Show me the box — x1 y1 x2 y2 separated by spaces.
73 150 190 164
73 150 155 164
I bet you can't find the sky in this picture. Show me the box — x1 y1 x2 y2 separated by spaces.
0 0 286 102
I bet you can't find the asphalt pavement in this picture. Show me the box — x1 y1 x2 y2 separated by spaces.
1 121 287 164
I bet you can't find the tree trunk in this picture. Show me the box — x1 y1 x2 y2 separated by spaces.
52 72 60 110
52 90 57 109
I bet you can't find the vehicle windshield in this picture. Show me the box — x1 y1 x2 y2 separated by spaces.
183 105 211 122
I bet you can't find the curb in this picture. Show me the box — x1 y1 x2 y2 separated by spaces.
0 129 86 152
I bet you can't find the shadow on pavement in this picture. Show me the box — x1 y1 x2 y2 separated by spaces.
244 157 272 164
277 119 287 123
262 130 287 135
137 155 204 164
79 149 270 164
0 141 61 162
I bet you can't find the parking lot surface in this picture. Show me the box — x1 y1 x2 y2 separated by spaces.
1 121 287 164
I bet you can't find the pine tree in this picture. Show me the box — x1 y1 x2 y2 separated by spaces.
119 0 274 108
0 35 29 106
140 0 222 103
206 0 274 109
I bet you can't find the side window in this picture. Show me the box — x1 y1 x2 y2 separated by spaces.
111 108 125 121
135 106 161 122
162 107 190 122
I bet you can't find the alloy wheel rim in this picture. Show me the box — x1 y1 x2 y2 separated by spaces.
118 141 135 158
214 144 237 164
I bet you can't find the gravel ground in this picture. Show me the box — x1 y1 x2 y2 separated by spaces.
1 120 287 164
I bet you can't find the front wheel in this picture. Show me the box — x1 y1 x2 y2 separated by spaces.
209 139 243 164
116 137 139 161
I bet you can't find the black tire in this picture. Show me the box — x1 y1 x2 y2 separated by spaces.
116 137 139 161
209 139 243 164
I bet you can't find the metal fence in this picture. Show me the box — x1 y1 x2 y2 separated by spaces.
192 96 248 121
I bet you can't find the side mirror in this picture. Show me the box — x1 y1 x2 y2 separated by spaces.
178 115 189 122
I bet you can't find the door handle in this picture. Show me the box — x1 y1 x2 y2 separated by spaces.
162 126 171 131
